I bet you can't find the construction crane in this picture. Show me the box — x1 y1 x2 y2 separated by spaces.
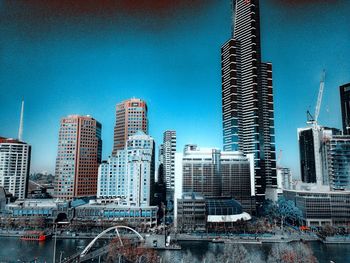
305 70 326 187
307 70 326 126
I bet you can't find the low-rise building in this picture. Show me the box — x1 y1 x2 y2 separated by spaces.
177 192 206 232
5 199 73 219
176 193 252 233
284 189 350 227
75 200 157 227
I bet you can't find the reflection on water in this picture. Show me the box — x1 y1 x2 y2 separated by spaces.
0 237 349 263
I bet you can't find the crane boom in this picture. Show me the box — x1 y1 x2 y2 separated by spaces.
314 70 325 124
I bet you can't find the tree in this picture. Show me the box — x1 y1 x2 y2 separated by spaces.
319 225 337 237
203 244 263 263
260 197 303 228
107 237 158 263
267 243 318 263
276 197 303 228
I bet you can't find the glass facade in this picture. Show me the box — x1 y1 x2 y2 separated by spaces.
221 0 277 204
340 83 350 135
327 136 350 191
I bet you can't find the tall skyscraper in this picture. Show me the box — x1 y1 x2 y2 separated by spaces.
162 130 176 190
0 137 31 199
54 115 102 200
340 83 350 135
98 131 155 207
112 98 148 155
221 0 276 203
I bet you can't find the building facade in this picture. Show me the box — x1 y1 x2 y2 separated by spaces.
182 146 221 198
277 167 292 192
97 153 127 199
162 131 176 191
181 145 255 213
127 131 155 207
325 135 350 191
177 192 206 232
284 189 350 227
0 137 31 200
298 128 316 183
298 127 341 185
98 131 155 207
54 115 102 200
75 202 157 227
112 98 148 155
221 0 277 204
340 83 350 135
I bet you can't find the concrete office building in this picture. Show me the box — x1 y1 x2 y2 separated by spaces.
112 98 148 155
284 189 350 227
54 115 102 200
221 0 277 204
0 137 31 199
340 83 350 135
180 145 256 213
177 192 206 232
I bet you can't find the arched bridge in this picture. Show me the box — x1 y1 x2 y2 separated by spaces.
61 225 144 262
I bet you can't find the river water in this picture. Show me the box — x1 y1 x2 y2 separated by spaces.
0 237 349 263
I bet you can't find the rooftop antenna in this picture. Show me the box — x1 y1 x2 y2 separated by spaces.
18 99 24 141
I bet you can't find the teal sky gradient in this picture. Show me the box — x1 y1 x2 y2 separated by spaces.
0 0 349 178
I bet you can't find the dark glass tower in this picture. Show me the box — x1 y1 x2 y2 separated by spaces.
340 83 350 135
221 0 277 204
298 128 316 183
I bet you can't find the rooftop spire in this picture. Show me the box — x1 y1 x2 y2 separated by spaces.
18 99 24 141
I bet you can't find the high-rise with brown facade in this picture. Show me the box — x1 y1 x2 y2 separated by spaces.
54 115 102 200
112 98 148 155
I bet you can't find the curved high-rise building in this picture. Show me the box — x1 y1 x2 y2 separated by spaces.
221 0 277 204
112 98 148 155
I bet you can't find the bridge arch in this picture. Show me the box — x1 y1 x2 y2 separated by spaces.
80 225 144 258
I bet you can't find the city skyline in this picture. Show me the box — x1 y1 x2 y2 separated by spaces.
1 0 350 178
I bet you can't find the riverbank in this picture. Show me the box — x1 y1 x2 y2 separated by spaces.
1 229 349 244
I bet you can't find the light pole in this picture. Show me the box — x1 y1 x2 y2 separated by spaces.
53 223 57 263
53 221 70 263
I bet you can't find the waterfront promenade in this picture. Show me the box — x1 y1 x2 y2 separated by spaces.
1 228 348 245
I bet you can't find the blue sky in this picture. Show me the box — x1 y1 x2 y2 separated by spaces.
0 0 349 177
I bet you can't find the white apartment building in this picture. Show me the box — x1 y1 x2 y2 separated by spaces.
0 137 31 199
97 131 155 207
